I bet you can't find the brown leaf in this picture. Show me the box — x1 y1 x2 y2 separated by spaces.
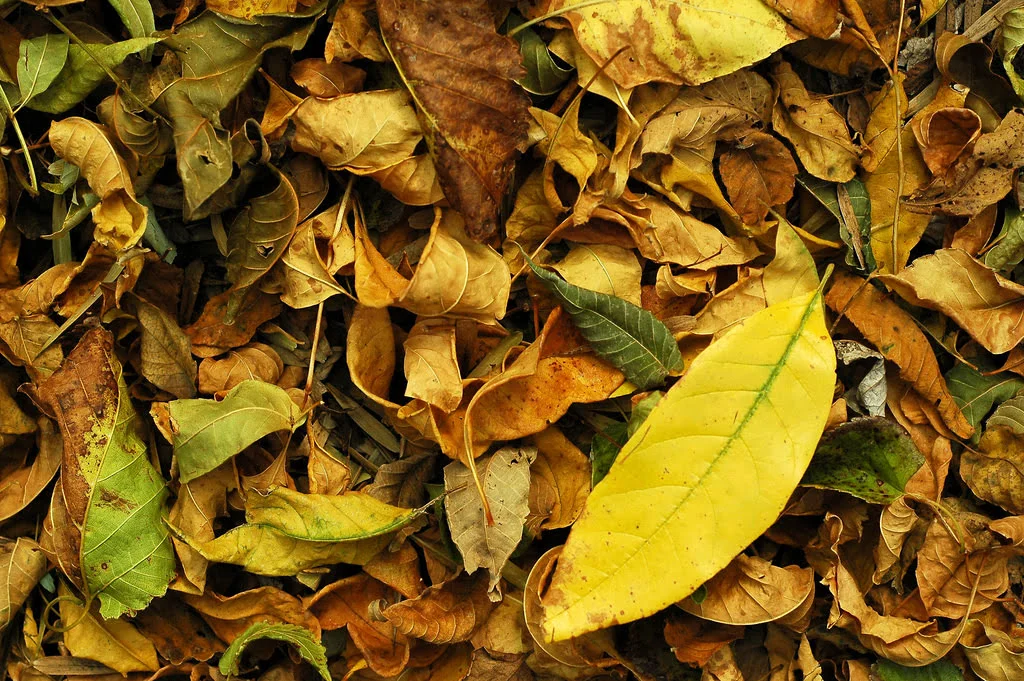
197 343 284 396
378 0 531 241
133 596 224 664
185 288 282 358
308 574 411 677
290 58 365 98
527 427 590 533
663 614 744 668
133 296 197 399
167 462 236 595
772 60 859 182
184 586 320 644
911 107 982 175
678 554 814 628
878 248 1024 355
380 573 495 644
364 454 436 509
0 538 47 630
326 0 387 63
364 541 426 600
718 132 797 224
824 270 972 438
0 417 61 522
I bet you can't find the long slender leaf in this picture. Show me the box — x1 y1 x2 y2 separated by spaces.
523 251 683 389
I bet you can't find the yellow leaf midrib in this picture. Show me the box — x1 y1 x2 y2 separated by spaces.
546 293 822 626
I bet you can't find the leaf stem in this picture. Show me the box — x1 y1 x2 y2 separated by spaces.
507 0 618 37
0 87 38 195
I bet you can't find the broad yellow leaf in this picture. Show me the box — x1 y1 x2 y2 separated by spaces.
540 291 836 640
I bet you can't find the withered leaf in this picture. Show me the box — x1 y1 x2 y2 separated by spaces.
378 0 531 241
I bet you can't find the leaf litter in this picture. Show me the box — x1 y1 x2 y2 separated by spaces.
0 0 1023 680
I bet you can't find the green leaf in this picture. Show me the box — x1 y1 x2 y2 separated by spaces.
16 34 69 105
523 251 683 390
983 205 1024 273
27 38 161 114
509 18 573 95
802 417 924 503
37 329 175 619
166 380 307 483
107 0 155 43
245 487 420 541
797 174 874 271
876 659 963 681
1001 9 1024 99
175 524 389 576
540 291 836 640
986 395 1024 434
590 392 664 486
226 171 300 290
220 623 329 681
946 363 1024 442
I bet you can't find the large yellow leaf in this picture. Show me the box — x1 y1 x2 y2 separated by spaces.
540 291 836 640
530 0 798 89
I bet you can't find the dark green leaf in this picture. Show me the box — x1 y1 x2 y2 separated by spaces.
984 205 1024 273
509 19 573 96
802 417 924 503
523 251 683 389
220 623 329 681
946 363 1024 442
876 659 963 681
589 392 662 486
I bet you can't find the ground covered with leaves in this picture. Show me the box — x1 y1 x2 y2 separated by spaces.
2 0 1024 679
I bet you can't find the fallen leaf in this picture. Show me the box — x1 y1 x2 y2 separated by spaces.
48 117 148 252
166 380 306 483
379 573 494 644
0 417 61 522
58 584 159 673
197 343 284 396
38 329 175 619
719 131 798 224
945 364 1024 438
0 538 47 630
403 318 462 413
378 0 531 241
772 61 859 183
244 487 419 540
879 249 1024 355
445 446 535 595
527 0 797 89
541 291 835 640
552 244 642 307
961 426 1024 514
133 296 197 399
824 270 972 438
219 623 330 681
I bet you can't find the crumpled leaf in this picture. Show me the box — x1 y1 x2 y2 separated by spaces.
445 446 536 596
0 417 61 522
718 131 798 224
824 270 972 438
197 343 283 396
945 364 1024 439
802 417 924 504
219 622 330 681
835 340 886 417
48 117 148 252
165 380 306 483
527 0 797 89
37 329 175 619
541 291 835 640
378 0 531 241
880 249 1024 355
961 426 1024 514
378 573 494 644
678 553 814 627
524 252 683 391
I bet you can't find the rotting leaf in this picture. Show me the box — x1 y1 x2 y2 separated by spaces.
378 0 531 242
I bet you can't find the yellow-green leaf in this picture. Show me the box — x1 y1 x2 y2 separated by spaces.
245 487 420 541
540 290 836 640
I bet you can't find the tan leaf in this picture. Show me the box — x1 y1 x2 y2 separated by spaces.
872 497 923 586
0 538 47 630
719 132 798 225
0 315 64 382
290 58 365 98
59 585 159 674
445 446 536 594
961 426 1024 515
291 90 422 172
185 586 320 644
0 417 61 522
197 343 284 396
824 269 972 438
878 248 1024 355
167 462 236 595
552 244 642 306
325 0 386 62
663 614 743 668
911 107 982 175
133 296 197 399
678 554 814 628
772 61 859 182
404 318 463 413
48 118 148 252
527 427 590 532
275 212 345 309
363 541 425 600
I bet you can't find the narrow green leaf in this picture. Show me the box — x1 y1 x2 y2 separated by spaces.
802 417 924 503
245 487 420 541
166 380 307 483
590 391 662 486
946 363 1024 442
983 206 1024 273
522 251 683 389
797 174 874 271
220 623 329 681
16 34 69 105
